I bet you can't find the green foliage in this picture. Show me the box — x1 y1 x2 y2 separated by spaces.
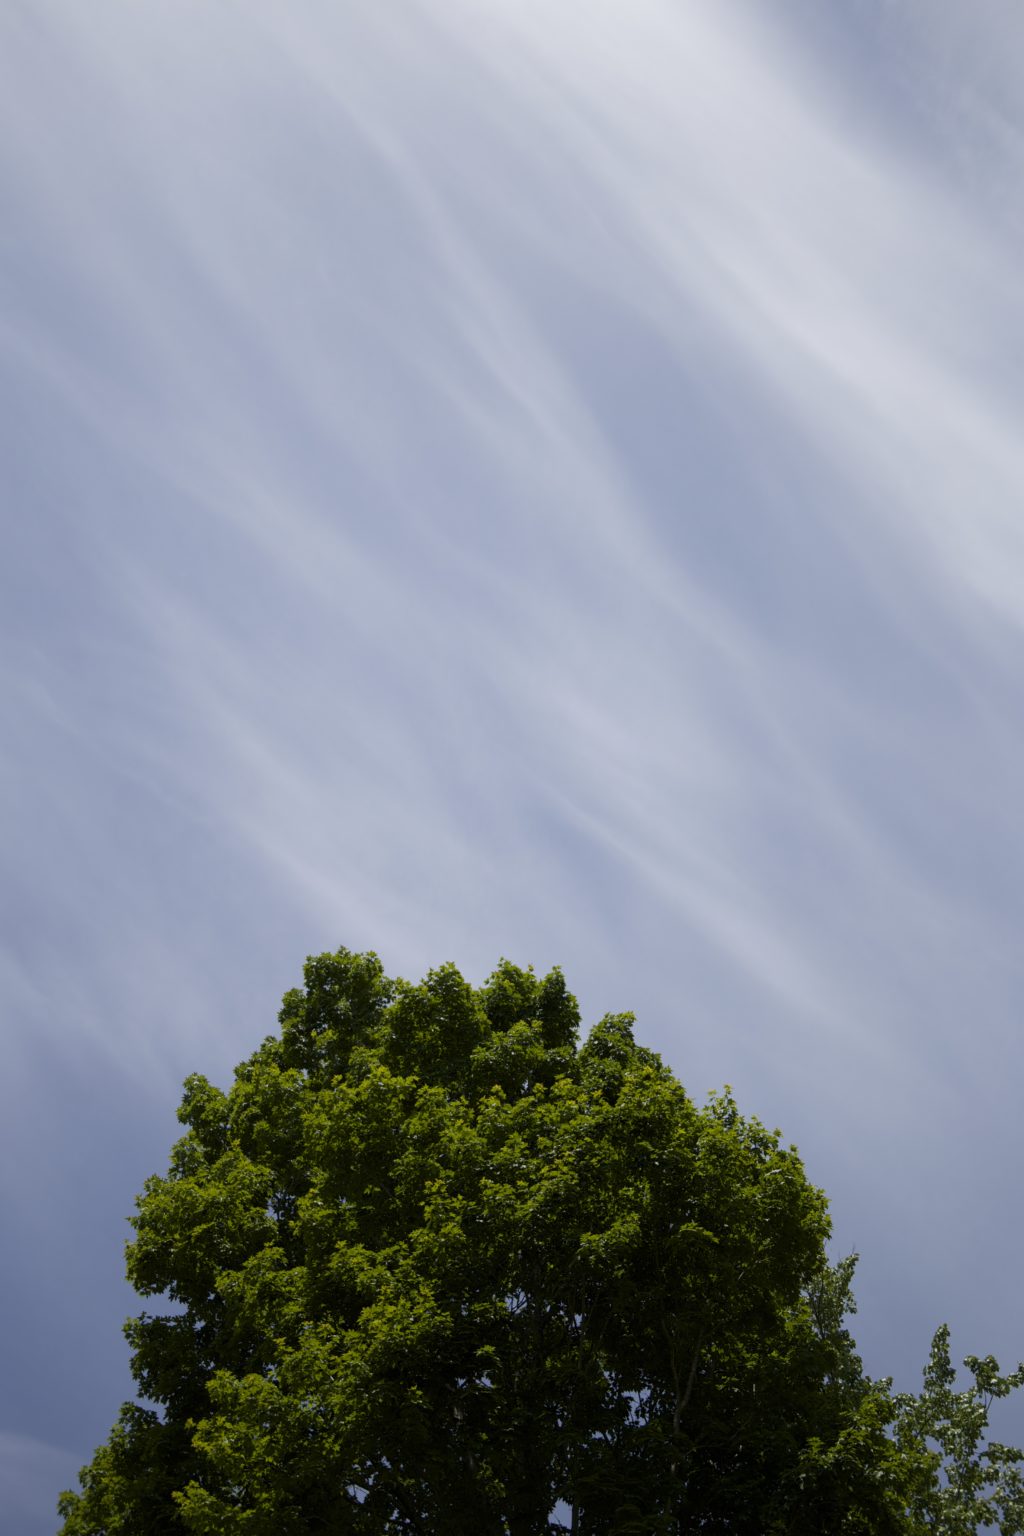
58 949 1024 1533
892 1326 1024 1534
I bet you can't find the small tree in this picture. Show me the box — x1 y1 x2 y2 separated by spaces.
892 1326 1024 1534
58 949 1023 1533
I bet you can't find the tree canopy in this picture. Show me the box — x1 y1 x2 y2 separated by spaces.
59 949 1024 1534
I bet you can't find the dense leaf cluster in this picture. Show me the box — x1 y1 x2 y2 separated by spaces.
59 950 1024 1533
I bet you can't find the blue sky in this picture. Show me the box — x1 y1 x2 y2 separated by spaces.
4 2 1024 1528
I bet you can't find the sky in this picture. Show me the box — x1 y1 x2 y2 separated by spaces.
3 1 1024 1529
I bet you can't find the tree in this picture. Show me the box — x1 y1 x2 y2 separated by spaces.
892 1328 1024 1534
58 949 1023 1534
